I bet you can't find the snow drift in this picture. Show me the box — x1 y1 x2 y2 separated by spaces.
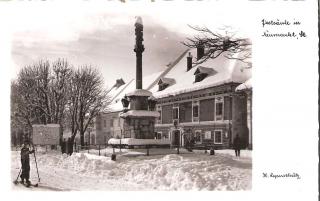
11 149 251 191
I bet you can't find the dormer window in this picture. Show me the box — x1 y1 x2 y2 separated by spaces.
159 83 169 91
194 66 217 83
158 77 175 91
114 78 125 88
195 73 208 82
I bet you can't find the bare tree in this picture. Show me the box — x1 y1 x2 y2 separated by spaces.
12 59 72 143
67 66 110 148
12 60 110 150
182 25 252 69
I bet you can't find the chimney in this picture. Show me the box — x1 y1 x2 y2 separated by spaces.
197 45 204 61
187 52 193 71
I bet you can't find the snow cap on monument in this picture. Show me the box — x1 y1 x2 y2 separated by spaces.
135 16 143 25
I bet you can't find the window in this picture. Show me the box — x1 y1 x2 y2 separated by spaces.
214 130 223 144
162 104 173 124
192 101 199 122
195 73 208 82
156 132 162 139
204 131 212 139
158 78 175 91
179 102 192 123
157 110 162 123
159 83 169 91
110 119 113 127
194 130 202 143
173 107 179 121
193 105 199 118
215 97 224 121
103 120 107 128
162 132 169 139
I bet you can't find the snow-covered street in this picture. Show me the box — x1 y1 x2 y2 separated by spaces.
11 148 251 191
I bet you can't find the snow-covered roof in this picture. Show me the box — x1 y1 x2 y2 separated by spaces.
107 71 164 112
119 110 160 118
107 46 251 112
135 16 143 25
235 78 252 91
150 48 252 98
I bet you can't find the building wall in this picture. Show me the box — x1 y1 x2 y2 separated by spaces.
101 83 251 149
154 83 249 149
232 92 249 148
94 112 120 144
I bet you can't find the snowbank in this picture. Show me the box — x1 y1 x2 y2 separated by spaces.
11 148 251 191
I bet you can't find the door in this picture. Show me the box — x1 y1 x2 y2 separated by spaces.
172 130 180 146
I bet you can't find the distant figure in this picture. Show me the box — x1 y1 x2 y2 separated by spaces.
67 137 73 155
20 142 35 186
61 138 66 154
233 134 241 157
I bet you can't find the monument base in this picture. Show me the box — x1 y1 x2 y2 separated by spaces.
121 116 156 139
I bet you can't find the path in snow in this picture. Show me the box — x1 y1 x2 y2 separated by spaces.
11 148 251 191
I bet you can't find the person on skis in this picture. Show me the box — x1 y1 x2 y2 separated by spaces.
233 134 242 157
20 141 35 186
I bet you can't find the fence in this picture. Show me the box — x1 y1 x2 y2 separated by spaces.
11 143 216 158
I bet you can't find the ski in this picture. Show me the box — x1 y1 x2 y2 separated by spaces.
13 181 38 188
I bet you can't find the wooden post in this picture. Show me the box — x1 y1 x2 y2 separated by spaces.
99 145 101 156
177 146 180 154
111 146 116 161
105 145 107 157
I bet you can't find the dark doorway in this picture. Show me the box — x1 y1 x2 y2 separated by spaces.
172 130 180 146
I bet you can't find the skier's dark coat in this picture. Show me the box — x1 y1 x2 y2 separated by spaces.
20 146 34 182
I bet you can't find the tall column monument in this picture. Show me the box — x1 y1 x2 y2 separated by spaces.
119 17 159 140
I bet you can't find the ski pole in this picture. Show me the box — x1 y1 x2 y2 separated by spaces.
14 167 22 184
31 144 40 183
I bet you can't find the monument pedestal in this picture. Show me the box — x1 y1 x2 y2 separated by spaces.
120 89 159 139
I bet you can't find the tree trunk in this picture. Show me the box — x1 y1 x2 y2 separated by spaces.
70 134 76 154
80 131 85 147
